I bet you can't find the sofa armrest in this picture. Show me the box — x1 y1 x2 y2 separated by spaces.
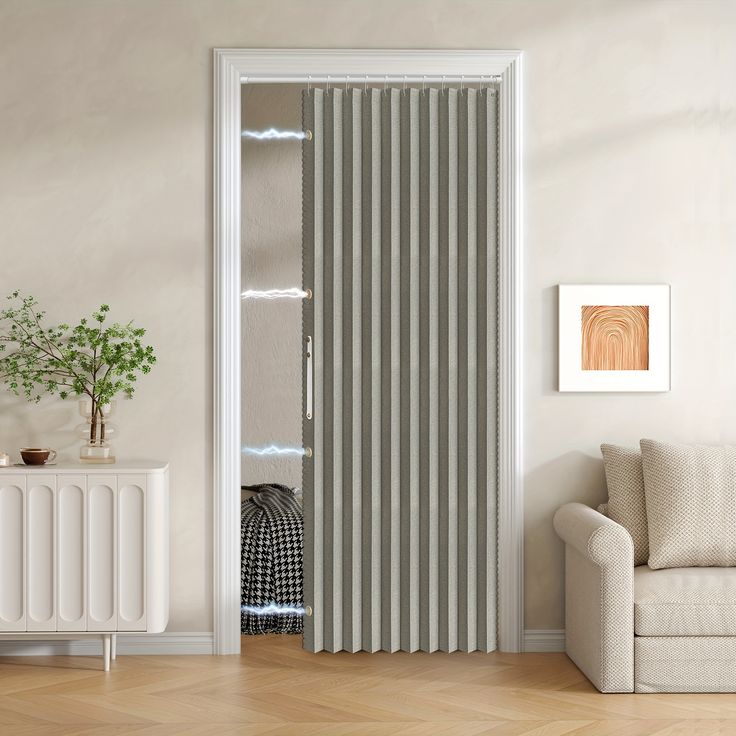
554 502 634 568
553 503 634 693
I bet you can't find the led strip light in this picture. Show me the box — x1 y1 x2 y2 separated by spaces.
241 288 312 300
242 445 312 458
241 128 313 141
241 603 305 616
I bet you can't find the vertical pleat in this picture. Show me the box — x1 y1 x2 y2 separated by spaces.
330 90 344 653
418 91 431 653
367 89 382 652
447 89 459 653
359 89 381 653
475 89 488 653
399 89 420 652
437 90 450 653
339 90 352 655
455 90 480 652
427 89 440 652
484 90 499 652
465 90 478 652
380 88 401 652
457 92 469 652
417 94 437 651
399 90 410 651
408 90 421 652
358 90 373 652
389 90 401 653
348 90 363 653
303 86 498 654
339 91 356 652
321 90 336 652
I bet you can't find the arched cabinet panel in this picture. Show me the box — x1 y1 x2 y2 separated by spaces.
27 476 56 631
58 477 86 631
0 477 25 630
88 477 117 631
118 478 146 630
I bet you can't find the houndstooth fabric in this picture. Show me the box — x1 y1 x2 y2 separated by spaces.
641 439 736 569
601 444 648 566
634 565 736 636
554 503 634 693
241 484 303 635
635 636 736 693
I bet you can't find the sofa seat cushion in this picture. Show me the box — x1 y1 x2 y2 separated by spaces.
635 566 736 636
635 636 736 692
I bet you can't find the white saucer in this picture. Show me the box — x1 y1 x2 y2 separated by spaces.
13 462 57 467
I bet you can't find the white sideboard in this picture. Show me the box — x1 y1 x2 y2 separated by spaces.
0 461 169 670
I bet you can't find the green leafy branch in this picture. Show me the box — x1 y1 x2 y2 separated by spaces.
0 292 157 441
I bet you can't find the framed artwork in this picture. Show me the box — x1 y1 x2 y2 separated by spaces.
558 284 670 392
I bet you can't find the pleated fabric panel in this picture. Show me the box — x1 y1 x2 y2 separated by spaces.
303 87 498 653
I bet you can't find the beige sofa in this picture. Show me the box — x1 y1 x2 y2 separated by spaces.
555 502 736 693
554 437 736 694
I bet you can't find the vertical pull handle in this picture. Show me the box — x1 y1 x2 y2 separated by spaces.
305 336 313 420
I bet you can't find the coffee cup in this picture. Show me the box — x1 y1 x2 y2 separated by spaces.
20 448 56 466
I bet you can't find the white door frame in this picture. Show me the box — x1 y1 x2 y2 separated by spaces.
213 48 523 655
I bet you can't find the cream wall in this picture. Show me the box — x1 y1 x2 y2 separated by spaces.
1 0 734 633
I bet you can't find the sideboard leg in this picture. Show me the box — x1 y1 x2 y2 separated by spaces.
102 634 111 672
111 634 117 661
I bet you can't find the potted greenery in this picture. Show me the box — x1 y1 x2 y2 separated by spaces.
0 292 156 463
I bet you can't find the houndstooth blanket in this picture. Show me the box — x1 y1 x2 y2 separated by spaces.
240 483 303 635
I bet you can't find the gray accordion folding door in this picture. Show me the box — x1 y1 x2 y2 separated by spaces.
302 87 498 653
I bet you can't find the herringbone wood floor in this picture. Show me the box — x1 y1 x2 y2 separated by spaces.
0 635 735 735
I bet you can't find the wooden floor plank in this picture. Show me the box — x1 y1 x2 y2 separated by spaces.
0 635 734 734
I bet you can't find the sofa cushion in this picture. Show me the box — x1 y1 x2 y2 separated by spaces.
600 444 648 565
634 566 736 636
641 439 736 569
635 636 736 693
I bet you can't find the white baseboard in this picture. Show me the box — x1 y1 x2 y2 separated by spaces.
0 632 214 656
523 629 565 652
0 630 562 656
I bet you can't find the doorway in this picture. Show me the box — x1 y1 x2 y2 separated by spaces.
214 49 523 655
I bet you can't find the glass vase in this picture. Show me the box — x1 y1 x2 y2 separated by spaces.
78 399 117 464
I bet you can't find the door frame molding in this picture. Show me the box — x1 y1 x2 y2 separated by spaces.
213 48 523 654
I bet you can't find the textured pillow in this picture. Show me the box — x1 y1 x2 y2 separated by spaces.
641 439 736 569
600 444 648 565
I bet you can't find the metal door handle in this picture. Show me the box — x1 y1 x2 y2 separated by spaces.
305 336 313 420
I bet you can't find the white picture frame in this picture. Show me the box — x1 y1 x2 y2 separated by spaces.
558 284 670 392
